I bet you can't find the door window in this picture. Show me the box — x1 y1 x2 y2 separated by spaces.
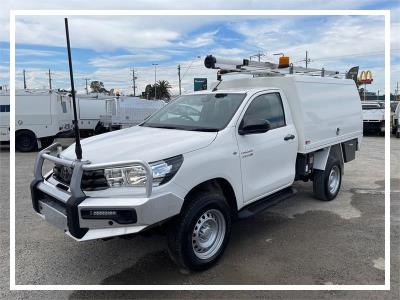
0 105 10 112
242 92 285 130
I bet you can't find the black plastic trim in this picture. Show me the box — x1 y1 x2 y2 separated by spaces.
30 179 88 239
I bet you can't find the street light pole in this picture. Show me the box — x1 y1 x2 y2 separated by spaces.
152 63 158 99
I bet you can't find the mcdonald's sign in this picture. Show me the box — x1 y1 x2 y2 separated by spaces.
358 70 373 84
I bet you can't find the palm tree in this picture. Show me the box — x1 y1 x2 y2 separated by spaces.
155 80 172 100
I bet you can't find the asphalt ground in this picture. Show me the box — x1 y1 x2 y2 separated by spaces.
0 135 399 299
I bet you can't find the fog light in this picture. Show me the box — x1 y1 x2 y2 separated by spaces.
81 209 137 224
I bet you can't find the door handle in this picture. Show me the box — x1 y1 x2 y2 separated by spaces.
284 134 295 141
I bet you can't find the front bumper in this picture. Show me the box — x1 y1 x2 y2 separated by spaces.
31 143 184 241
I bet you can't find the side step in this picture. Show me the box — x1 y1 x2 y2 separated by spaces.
238 187 297 219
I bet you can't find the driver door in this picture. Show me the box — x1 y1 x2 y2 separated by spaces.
236 92 297 203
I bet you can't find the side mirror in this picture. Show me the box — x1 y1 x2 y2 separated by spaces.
238 119 270 135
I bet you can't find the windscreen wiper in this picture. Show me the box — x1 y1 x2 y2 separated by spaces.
189 128 219 132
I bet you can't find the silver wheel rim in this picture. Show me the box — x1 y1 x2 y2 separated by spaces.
328 165 340 194
192 209 226 260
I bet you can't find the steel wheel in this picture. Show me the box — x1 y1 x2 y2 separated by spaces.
191 209 226 260
328 165 340 195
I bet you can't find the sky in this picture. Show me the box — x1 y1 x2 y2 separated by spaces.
0 0 399 96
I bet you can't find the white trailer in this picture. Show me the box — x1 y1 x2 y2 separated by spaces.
99 97 165 130
0 90 74 151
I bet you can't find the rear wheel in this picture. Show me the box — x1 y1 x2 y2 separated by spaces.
16 130 37 152
313 157 342 201
167 191 231 271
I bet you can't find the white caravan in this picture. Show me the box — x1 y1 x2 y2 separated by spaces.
99 97 166 130
1 90 74 151
31 55 362 271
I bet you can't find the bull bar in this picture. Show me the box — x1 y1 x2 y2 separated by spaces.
31 143 153 239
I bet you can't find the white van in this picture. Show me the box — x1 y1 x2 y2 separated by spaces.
0 90 74 151
31 57 362 271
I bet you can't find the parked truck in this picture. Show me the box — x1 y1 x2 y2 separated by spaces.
361 101 385 134
1 90 73 151
99 96 166 130
0 92 10 145
31 56 362 271
75 96 108 136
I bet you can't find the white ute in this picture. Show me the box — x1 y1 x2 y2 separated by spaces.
31 55 363 270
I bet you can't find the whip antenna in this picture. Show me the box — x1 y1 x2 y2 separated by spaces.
64 18 82 160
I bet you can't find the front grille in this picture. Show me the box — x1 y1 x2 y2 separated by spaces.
53 164 108 191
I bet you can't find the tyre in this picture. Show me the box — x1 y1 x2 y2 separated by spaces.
16 130 37 152
396 131 400 138
313 157 342 201
167 191 231 271
40 136 54 149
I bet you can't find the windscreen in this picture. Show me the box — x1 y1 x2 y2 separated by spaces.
141 93 246 131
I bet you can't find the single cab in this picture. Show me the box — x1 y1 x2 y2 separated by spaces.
31 75 363 270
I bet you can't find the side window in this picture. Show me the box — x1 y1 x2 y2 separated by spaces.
242 92 286 130
0 105 10 112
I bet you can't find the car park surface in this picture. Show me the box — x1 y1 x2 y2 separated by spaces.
0 135 399 299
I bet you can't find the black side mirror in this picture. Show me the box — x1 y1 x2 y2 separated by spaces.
238 119 270 135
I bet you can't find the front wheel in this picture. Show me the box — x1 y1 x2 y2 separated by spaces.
167 191 231 271
313 158 342 201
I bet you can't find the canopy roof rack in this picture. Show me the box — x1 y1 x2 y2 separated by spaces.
204 55 342 80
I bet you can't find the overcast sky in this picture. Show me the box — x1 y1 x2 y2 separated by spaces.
0 0 399 95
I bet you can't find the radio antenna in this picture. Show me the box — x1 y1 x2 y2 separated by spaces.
64 18 82 160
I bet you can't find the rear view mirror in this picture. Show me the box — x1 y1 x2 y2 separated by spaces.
238 119 270 135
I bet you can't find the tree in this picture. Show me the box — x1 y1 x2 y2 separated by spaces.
141 80 172 100
144 84 154 99
156 80 172 100
90 81 109 94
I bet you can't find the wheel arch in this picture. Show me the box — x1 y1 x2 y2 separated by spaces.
15 128 37 138
182 177 238 215
313 144 344 171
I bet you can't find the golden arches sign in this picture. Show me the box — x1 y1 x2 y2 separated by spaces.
358 70 373 84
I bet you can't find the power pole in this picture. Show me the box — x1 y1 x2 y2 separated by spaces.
23 69 26 90
83 78 90 95
178 64 181 95
48 69 52 90
395 82 399 101
305 51 308 69
130 68 137 96
152 63 158 99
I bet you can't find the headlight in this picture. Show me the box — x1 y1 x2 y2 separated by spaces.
104 155 183 188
